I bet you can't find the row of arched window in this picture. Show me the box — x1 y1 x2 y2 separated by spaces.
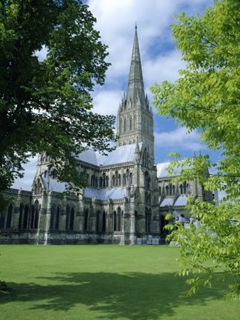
19 201 40 230
0 204 13 230
119 115 136 134
0 202 73 232
90 171 133 188
90 174 110 188
159 182 189 196
1 204 152 235
83 208 122 233
0 202 40 231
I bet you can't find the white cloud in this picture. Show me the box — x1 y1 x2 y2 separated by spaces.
92 90 123 116
155 127 205 151
88 0 179 83
144 50 186 87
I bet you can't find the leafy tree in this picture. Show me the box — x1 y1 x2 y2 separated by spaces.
151 0 240 297
0 0 115 205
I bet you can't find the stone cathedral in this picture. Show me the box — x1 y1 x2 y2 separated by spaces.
0 28 212 245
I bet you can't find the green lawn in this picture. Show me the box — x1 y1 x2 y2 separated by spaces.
0 245 239 320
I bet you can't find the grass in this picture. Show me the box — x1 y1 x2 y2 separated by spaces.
0 245 239 320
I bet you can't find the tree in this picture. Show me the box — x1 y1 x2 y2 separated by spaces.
0 0 115 205
151 0 240 297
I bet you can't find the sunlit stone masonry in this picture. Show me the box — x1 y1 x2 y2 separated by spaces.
0 27 213 245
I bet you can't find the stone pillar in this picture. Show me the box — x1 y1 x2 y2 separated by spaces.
74 194 82 232
90 198 97 233
77 193 84 233
59 195 67 231
129 194 136 245
12 189 22 229
109 170 113 188
107 199 113 234
43 191 52 245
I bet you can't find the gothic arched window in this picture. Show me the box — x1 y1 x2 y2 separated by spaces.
84 209 88 232
23 205 29 229
119 118 122 134
50 205 60 231
55 207 60 230
50 205 56 230
145 208 151 234
166 185 169 195
69 208 75 231
0 212 5 229
30 201 39 229
133 115 136 130
19 203 24 229
102 211 106 233
123 174 126 186
129 172 133 185
117 207 121 231
172 185 176 195
112 175 115 187
113 211 117 231
142 148 149 167
65 205 70 230
180 184 183 194
103 174 106 187
118 174 121 186
124 117 127 132
129 116 132 130
144 172 150 189
91 175 95 187
96 211 101 233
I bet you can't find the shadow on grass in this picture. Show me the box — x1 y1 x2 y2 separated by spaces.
0 272 228 319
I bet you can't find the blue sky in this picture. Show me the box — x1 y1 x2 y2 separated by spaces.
13 0 221 190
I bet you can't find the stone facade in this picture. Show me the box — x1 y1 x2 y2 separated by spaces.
0 27 211 245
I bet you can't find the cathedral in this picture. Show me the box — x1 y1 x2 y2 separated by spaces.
0 28 212 245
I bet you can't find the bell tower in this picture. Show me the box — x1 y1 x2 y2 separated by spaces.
117 26 154 161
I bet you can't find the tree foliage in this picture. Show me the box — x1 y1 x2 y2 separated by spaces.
0 0 115 204
151 0 240 297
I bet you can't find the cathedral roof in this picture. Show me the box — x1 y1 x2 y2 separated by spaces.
160 197 174 207
174 195 187 206
84 187 127 200
159 194 187 207
77 143 138 167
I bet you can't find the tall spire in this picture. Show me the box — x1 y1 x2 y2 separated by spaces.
127 25 145 103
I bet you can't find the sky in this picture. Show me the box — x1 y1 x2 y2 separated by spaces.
13 0 221 190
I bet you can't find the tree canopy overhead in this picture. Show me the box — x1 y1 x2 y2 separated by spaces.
152 0 240 297
0 0 115 201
